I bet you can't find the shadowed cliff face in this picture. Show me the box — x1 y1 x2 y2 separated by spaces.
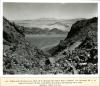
66 17 97 41
48 17 98 56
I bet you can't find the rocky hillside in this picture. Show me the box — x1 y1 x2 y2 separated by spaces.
3 17 48 74
49 17 97 55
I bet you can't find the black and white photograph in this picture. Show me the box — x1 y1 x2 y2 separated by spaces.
3 3 98 75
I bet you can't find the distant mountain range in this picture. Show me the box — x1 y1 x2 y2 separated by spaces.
13 18 85 35
24 26 67 35
13 18 85 32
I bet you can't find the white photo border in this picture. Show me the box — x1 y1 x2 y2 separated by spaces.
0 0 100 78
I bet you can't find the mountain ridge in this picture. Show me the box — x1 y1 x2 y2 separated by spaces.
13 18 84 31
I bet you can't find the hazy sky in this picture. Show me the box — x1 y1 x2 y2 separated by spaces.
3 3 98 20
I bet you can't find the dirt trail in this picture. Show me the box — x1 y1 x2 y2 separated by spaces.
64 42 81 52
43 41 81 74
